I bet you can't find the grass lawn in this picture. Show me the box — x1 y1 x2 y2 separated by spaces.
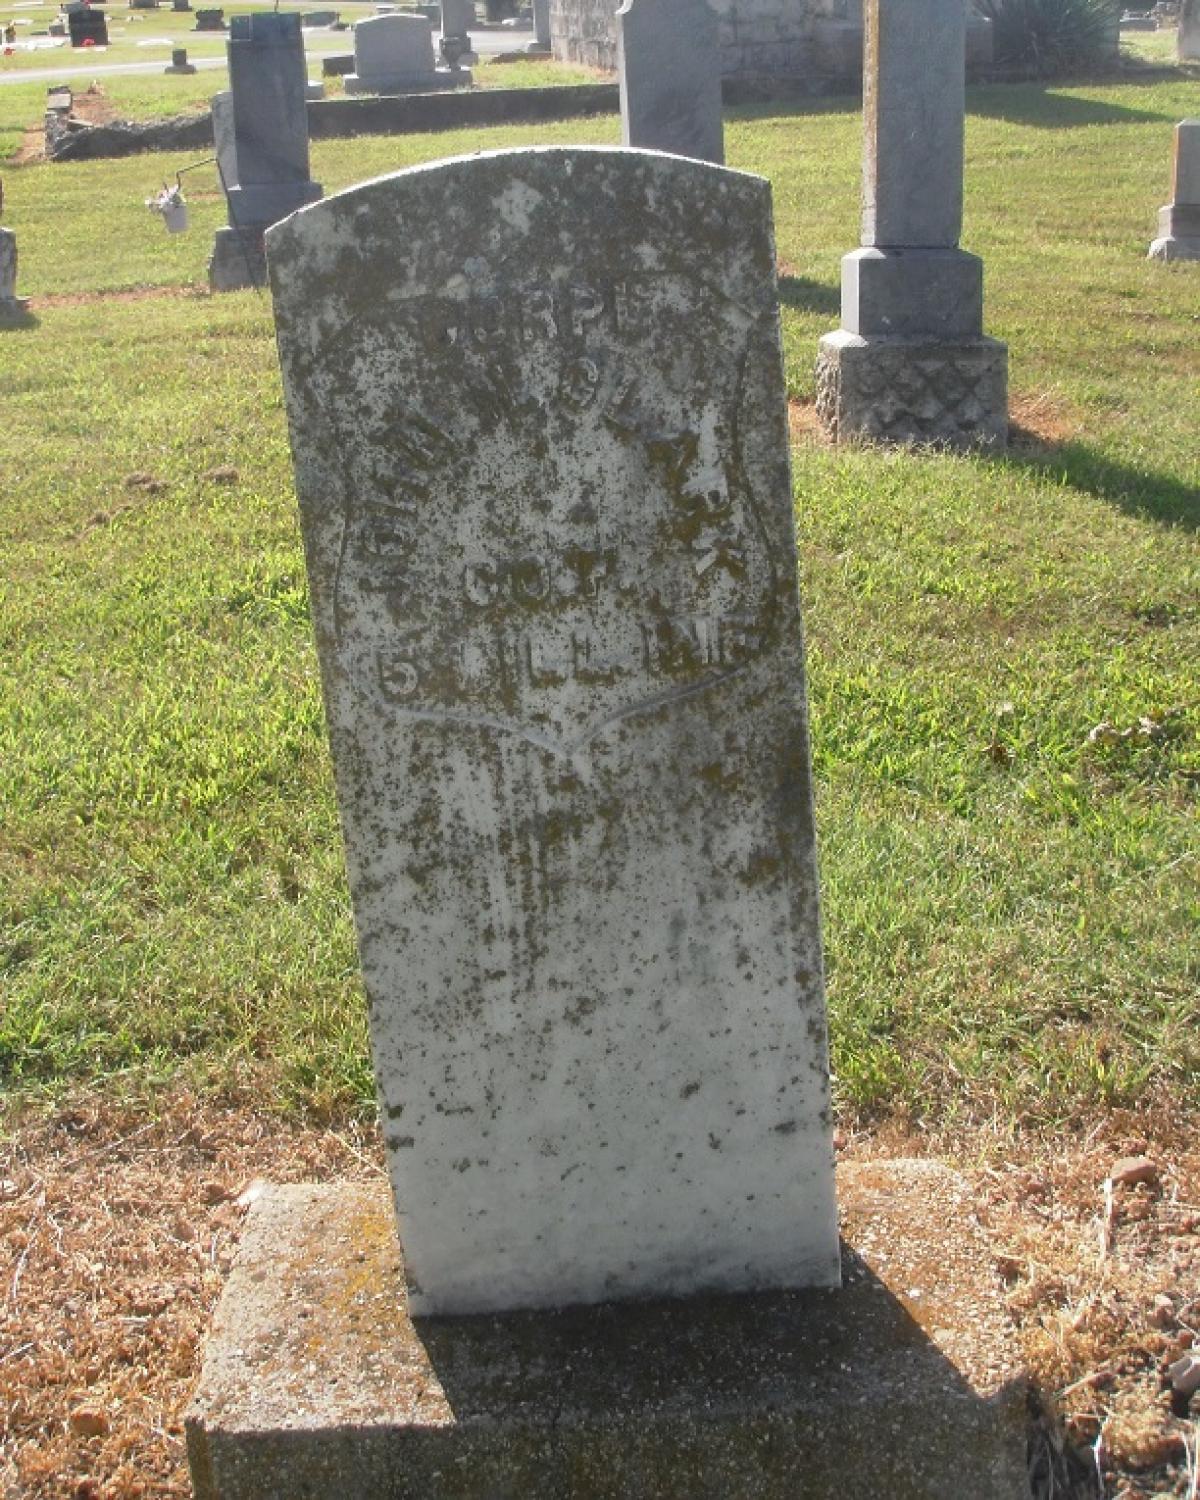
1 63 1199 1500
1 73 1197 1133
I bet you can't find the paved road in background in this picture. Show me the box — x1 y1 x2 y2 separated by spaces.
0 25 530 83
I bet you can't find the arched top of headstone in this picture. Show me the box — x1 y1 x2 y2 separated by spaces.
268 146 771 312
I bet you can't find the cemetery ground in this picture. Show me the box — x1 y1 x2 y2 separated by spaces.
1 64 1198 1500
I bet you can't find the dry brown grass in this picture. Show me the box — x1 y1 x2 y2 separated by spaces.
3 1094 1198 1498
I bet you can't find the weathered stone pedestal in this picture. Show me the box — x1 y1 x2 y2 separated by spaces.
817 332 1009 448
209 225 267 293
818 0 1007 449
187 1162 1028 1500
1149 119 1200 262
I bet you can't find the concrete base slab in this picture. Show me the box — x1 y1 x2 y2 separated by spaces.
186 1162 1029 1499
209 225 266 292
345 68 469 93
816 329 1009 450
1149 234 1200 260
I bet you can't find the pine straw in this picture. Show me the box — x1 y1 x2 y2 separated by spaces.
2 1094 1197 1498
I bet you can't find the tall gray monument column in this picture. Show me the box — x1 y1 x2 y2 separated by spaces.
617 0 724 165
1149 120 1200 262
817 0 1007 449
209 12 322 293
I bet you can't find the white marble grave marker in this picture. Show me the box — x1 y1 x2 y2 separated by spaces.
266 147 839 1316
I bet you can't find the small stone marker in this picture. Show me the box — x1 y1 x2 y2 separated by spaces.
193 7 225 29
817 0 1008 448
1149 119 1200 260
617 0 724 165
208 13 321 292
1179 0 1200 59
346 11 467 92
164 44 195 71
266 146 840 1317
0 179 29 321
0 230 25 317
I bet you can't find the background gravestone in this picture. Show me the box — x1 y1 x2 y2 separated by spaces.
208 12 321 292
617 0 724 165
1149 119 1200 260
0 177 29 320
267 146 840 1317
532 0 551 48
1179 0 1200 59
346 12 467 92
66 4 108 46
817 0 1007 448
440 0 473 36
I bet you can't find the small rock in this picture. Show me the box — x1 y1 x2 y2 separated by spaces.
1169 1352 1200 1397
1151 1293 1175 1328
234 1177 267 1209
200 1179 228 1205
171 1214 196 1242
1108 1155 1159 1188
69 1404 109 1437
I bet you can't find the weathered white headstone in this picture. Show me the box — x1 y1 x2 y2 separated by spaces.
267 147 839 1317
1149 119 1200 261
347 11 465 91
617 0 724 165
1179 0 1200 60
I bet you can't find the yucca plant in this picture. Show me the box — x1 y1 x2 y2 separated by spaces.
975 0 1121 77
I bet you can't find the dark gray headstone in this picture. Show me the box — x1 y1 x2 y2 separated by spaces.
266 146 839 1317
67 6 108 46
209 12 321 292
617 0 723 165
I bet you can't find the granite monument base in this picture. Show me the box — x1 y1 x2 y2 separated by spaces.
186 1162 1028 1500
345 67 469 93
816 329 1009 450
1149 201 1200 261
208 224 266 292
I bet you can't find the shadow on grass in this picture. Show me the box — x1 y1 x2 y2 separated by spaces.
997 434 1200 531
0 305 39 331
778 273 840 317
968 82 1175 127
